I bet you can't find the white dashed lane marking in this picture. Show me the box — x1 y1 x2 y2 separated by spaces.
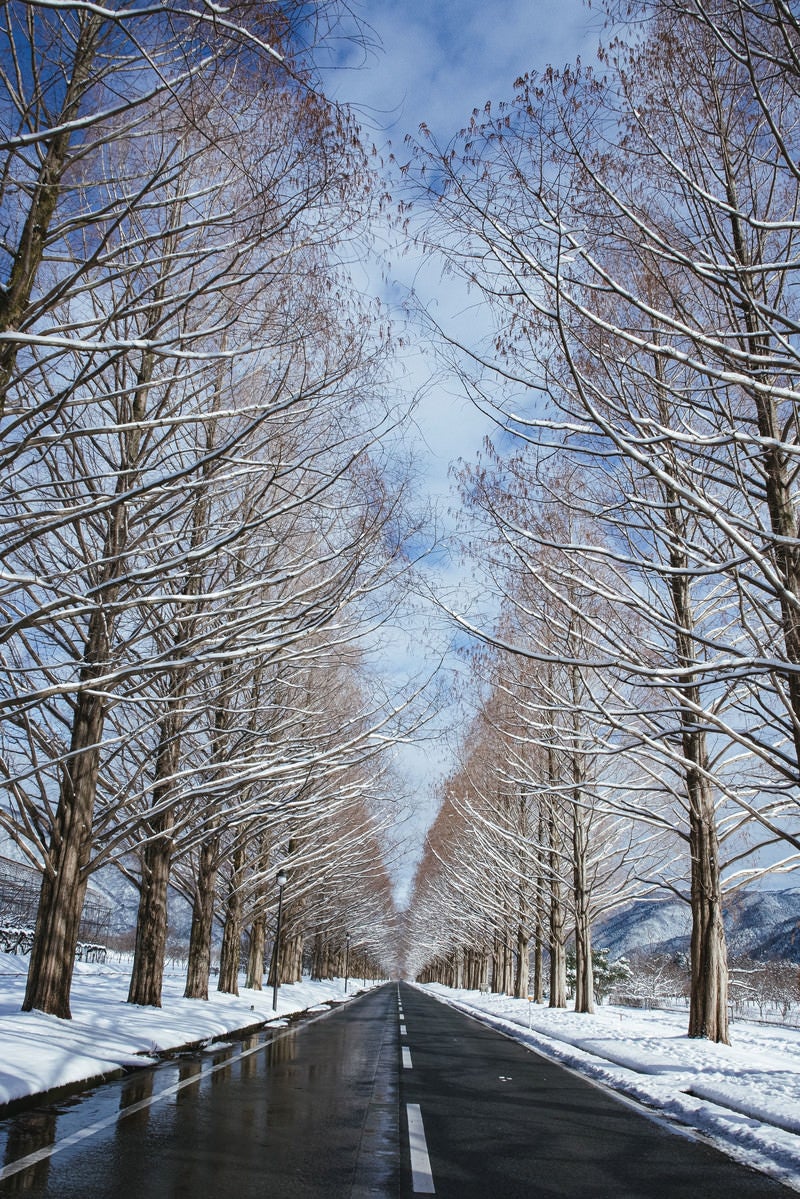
402 1046 413 1069
406 1103 435 1193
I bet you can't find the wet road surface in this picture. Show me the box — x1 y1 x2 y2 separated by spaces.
0 985 399 1198
0 982 793 1197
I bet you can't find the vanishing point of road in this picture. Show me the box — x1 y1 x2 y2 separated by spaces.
0 983 791 1197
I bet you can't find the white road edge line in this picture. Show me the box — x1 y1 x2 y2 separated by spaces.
406 1103 435 1194
402 1046 413 1068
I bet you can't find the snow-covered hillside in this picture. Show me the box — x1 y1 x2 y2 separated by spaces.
596 890 800 962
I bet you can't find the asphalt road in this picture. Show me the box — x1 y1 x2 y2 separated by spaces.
0 982 792 1197
398 983 790 1198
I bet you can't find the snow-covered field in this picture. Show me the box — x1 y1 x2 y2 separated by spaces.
0 952 373 1108
420 983 800 1192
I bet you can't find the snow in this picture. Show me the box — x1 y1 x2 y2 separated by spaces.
0 952 375 1108
420 984 800 1192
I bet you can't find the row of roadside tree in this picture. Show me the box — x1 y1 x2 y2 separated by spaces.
403 0 800 1044
0 0 416 1018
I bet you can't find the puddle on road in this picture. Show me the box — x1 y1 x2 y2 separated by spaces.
0 1001 330 1189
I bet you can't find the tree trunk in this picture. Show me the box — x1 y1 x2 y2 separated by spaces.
533 926 543 1003
687 770 728 1040
128 682 187 1008
533 804 546 1003
572 804 594 1014
184 835 220 1000
127 821 173 1008
22 830 90 1019
23 340 152 1017
266 923 281 988
319 934 330 980
565 657 595 1015
293 935 304 982
548 918 567 1008
22 611 109 1017
245 914 266 990
469 949 478 990
310 932 324 981
240 825 271 990
514 925 530 998
663 461 729 1043
282 933 302 983
490 934 501 993
547 790 568 1008
218 845 246 995
503 934 514 994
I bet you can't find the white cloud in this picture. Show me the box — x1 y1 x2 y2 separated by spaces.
328 0 600 145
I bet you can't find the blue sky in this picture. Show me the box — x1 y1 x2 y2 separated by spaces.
324 0 598 507
322 1 599 897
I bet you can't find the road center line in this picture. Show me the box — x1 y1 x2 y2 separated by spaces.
402 1046 413 1069
400 1024 407 1036
406 1103 435 1194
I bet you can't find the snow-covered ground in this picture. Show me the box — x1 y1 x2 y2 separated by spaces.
420 983 800 1192
0 951 374 1109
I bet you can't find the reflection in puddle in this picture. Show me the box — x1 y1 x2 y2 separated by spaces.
1 1109 57 1194
176 1059 202 1105
265 1031 297 1067
209 1045 236 1088
240 1040 259 1082
117 1072 154 1131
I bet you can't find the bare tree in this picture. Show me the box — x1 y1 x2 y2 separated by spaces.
0 7 410 1016
407 0 800 1040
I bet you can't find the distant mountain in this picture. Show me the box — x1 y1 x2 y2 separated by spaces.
594 898 690 960
723 889 800 960
595 889 800 963
91 863 195 942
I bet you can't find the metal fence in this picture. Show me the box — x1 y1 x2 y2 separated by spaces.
0 854 112 956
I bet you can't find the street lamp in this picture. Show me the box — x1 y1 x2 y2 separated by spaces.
344 931 351 996
272 869 288 1012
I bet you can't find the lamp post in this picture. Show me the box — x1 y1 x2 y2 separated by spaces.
272 869 288 1012
344 931 351 996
